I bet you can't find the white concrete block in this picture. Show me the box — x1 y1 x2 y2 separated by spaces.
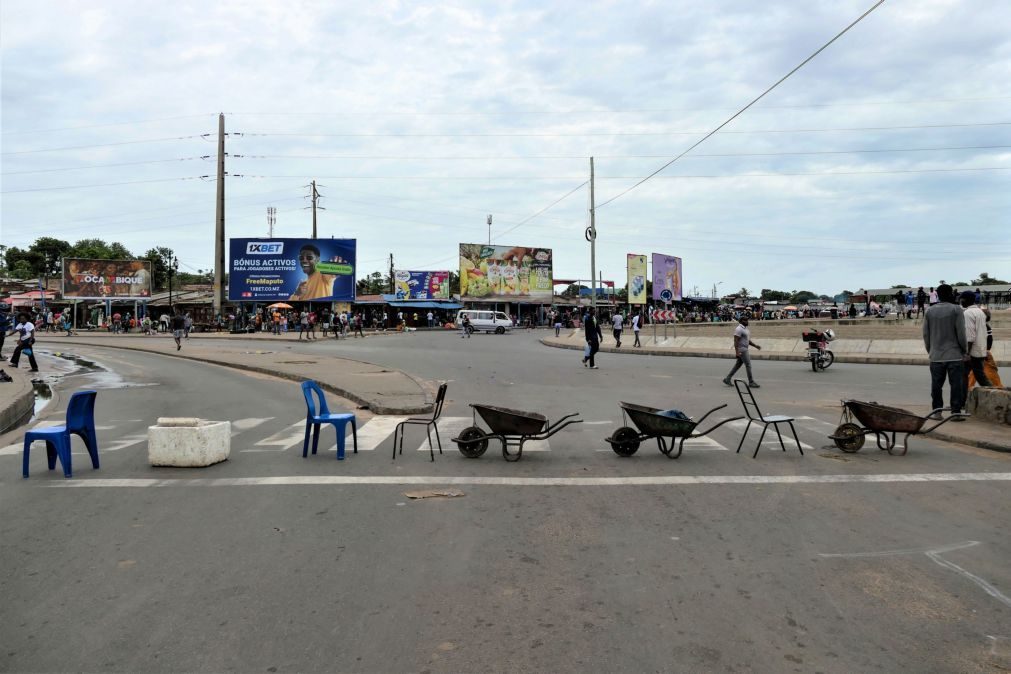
148 419 231 467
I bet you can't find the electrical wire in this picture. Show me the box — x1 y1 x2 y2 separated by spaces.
2 157 207 176
228 145 1011 161
1 176 211 194
0 114 216 135
597 0 888 208
0 135 208 156
492 182 588 241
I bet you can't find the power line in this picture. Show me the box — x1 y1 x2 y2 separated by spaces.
231 121 1009 139
2 156 208 176
228 167 1009 181
0 114 216 135
1 176 211 194
493 182 588 241
597 0 888 208
223 97 1011 116
0 135 209 156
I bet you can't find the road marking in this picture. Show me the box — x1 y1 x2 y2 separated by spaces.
723 419 814 450
42 472 1011 488
246 421 305 451
410 417 470 453
345 415 408 452
232 417 273 434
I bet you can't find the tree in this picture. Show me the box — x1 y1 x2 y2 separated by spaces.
449 271 460 295
760 289 790 301
971 272 1009 285
789 290 818 303
141 247 176 291
736 287 750 298
28 237 72 277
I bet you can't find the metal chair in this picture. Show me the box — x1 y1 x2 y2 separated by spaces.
392 383 448 461
23 390 99 478
301 381 357 460
733 380 803 458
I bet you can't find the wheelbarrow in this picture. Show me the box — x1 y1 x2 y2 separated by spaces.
605 402 743 459
829 399 968 456
452 404 582 462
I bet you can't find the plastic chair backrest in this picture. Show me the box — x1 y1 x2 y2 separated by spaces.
301 381 330 418
66 390 97 433
733 380 763 421
431 383 448 421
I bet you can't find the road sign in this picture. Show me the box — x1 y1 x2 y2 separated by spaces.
659 288 673 302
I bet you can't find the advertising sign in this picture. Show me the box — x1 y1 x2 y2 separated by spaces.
651 253 682 302
62 258 152 299
627 254 647 305
393 270 450 300
459 243 553 301
229 238 356 302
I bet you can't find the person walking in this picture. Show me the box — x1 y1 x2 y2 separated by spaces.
353 313 364 338
928 286 939 306
915 287 927 317
460 312 471 338
722 315 762 387
170 310 185 351
183 313 193 338
9 312 39 372
611 310 624 348
427 311 434 328
582 307 602 369
298 311 309 340
959 291 991 390
553 311 562 337
632 312 642 347
0 304 10 359
922 284 967 418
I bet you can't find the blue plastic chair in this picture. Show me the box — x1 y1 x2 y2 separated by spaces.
301 381 357 460
23 390 100 478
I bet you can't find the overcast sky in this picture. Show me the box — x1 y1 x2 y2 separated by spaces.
2 0 1009 296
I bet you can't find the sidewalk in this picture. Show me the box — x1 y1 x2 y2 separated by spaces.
541 331 1011 453
18 332 435 416
0 364 35 434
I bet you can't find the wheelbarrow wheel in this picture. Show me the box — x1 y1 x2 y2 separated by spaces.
456 426 489 458
610 427 641 457
833 423 865 452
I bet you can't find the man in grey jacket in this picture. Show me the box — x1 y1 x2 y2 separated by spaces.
922 284 968 418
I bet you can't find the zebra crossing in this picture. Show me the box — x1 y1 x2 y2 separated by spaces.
1 414 850 460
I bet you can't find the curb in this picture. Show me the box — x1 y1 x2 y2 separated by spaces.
539 339 934 366
0 372 36 434
928 429 1011 453
39 340 432 416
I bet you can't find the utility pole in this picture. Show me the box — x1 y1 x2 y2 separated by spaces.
267 207 276 237
587 157 597 309
389 254 395 294
212 112 225 319
310 180 320 238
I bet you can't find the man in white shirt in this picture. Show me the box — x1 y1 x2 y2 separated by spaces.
722 316 762 387
611 311 624 348
960 291 991 389
9 312 39 372
632 312 641 347
928 287 939 306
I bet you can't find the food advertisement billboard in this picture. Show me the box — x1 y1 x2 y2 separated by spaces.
393 270 450 299
627 254 647 305
229 238 356 302
61 258 152 299
459 243 552 301
651 253 682 302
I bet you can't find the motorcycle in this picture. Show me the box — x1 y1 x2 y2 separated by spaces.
803 329 835 372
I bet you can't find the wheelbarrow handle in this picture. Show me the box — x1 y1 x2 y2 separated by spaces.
921 408 968 434
692 415 745 438
544 413 582 432
694 403 728 426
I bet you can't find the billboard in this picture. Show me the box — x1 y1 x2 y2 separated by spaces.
651 253 682 303
62 258 152 299
460 243 553 301
393 270 450 299
229 238 356 302
627 254 647 305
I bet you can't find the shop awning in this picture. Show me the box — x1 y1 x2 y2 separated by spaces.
388 300 463 309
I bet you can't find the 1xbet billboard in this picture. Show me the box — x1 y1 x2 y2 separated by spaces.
229 238 356 302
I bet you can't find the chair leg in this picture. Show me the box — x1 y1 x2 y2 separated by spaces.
774 424 787 452
312 424 321 455
433 422 442 453
735 420 752 453
22 439 32 478
351 419 358 454
302 421 312 458
46 442 58 471
335 422 346 460
397 422 405 456
56 437 72 478
79 429 100 469
392 423 402 460
753 424 769 459
788 421 803 455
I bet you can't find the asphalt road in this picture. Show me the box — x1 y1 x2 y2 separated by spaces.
1 331 1009 673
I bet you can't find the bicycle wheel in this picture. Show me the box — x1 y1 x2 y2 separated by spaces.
811 354 819 372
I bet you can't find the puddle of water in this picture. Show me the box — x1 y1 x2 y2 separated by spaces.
32 380 53 416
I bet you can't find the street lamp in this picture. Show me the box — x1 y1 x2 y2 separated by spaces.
168 255 179 312
713 281 723 300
